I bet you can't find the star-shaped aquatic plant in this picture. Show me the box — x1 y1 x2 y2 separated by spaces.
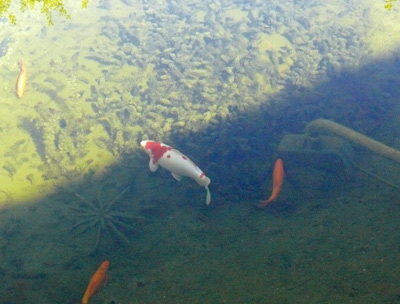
69 186 143 253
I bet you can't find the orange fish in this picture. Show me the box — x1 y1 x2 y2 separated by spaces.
259 158 285 207
82 260 110 304
16 60 27 98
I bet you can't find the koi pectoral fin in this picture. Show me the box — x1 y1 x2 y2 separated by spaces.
172 172 182 181
149 158 159 172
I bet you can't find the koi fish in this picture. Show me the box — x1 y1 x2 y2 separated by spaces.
16 60 27 98
140 140 211 205
82 260 110 304
259 158 284 207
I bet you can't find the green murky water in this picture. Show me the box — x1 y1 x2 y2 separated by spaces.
1 0 400 303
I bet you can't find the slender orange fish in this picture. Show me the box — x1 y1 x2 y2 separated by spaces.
16 60 27 98
259 158 285 207
82 260 110 304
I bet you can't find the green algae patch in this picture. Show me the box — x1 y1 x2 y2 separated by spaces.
366 1 400 58
225 8 247 23
194 10 206 23
256 33 291 54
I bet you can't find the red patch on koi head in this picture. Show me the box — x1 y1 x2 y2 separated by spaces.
181 156 187 160
144 141 171 162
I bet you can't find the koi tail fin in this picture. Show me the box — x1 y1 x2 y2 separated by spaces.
205 186 211 205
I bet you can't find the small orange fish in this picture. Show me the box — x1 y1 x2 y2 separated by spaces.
82 260 110 304
259 158 285 207
16 60 27 98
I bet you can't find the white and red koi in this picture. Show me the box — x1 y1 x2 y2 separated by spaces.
140 140 211 205
16 60 27 98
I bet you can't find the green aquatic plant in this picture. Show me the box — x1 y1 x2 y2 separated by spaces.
0 0 89 25
69 186 142 253
385 0 398 10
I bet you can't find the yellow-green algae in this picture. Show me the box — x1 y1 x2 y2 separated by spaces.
0 0 398 210
367 0 400 57
0 5 120 205
385 0 398 10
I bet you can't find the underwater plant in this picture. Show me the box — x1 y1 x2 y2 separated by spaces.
69 186 143 254
0 0 89 25
385 0 398 10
